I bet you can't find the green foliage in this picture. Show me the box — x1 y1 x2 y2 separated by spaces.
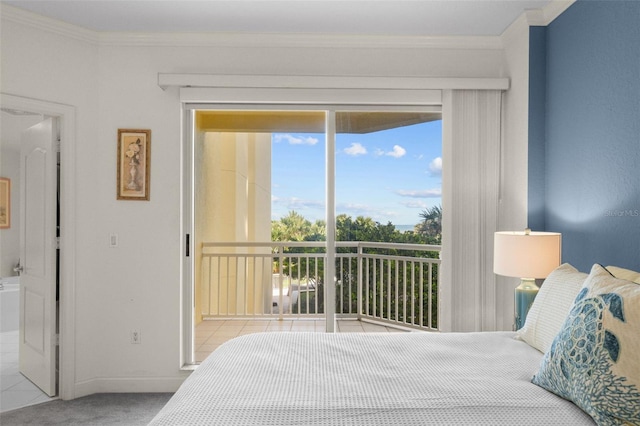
276 210 440 328
271 211 326 242
336 214 438 245
415 204 442 243
294 288 324 314
359 260 439 328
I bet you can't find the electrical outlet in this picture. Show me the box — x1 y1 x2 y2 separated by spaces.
131 330 141 344
109 233 118 248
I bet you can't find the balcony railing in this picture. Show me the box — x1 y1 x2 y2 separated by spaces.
200 241 441 331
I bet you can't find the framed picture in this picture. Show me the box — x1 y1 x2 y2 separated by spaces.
117 129 151 200
0 177 10 229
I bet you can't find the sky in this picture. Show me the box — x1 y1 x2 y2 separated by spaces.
271 120 442 227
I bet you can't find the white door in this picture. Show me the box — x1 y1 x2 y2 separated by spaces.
19 117 58 397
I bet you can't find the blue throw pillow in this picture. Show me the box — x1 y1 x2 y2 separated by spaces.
532 264 640 425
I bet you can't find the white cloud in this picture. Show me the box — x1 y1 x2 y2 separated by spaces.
344 142 367 156
273 196 324 211
338 202 371 215
428 156 442 176
395 188 442 198
400 200 429 209
274 134 319 145
374 148 385 157
386 145 406 158
337 203 399 221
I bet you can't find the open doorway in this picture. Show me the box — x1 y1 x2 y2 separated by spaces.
0 109 58 411
0 93 77 406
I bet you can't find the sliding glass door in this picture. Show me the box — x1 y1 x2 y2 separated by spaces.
182 105 441 364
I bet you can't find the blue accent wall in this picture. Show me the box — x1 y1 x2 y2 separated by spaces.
528 26 547 232
529 0 640 272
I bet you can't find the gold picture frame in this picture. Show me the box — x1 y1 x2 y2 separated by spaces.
117 129 151 200
0 177 10 229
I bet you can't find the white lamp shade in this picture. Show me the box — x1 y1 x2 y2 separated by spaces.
494 231 561 279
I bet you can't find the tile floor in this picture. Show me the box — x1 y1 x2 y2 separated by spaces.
0 331 55 413
195 318 408 363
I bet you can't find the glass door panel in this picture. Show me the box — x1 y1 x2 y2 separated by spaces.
193 110 326 323
334 111 442 325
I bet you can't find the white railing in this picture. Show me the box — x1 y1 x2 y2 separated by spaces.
200 241 441 331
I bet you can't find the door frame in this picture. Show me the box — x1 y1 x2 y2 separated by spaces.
1 93 77 400
181 102 442 365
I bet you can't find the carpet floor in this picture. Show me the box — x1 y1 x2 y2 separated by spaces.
0 393 173 425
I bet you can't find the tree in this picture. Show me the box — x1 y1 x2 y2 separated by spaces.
273 210 439 326
271 212 326 281
416 204 442 243
271 210 311 242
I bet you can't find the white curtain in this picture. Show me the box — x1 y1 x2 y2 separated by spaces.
440 89 502 332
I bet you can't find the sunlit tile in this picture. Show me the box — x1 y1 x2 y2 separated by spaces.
339 324 365 331
205 335 235 345
195 352 211 363
243 320 272 327
215 327 244 336
242 326 268 333
197 344 220 353
194 336 210 345
221 320 247 327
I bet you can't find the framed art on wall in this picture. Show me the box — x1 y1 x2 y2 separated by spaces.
117 129 151 200
0 177 10 229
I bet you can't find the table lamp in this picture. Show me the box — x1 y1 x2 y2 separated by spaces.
494 229 561 330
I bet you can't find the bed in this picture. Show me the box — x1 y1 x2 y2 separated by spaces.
149 332 593 425
150 264 640 425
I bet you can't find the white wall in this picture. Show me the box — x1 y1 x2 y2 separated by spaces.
1 5 530 397
497 15 537 331
1 14 102 397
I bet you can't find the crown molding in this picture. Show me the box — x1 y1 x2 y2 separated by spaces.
501 0 575 44
2 4 502 50
542 0 576 24
501 12 529 46
526 0 576 26
0 4 99 44
98 32 503 50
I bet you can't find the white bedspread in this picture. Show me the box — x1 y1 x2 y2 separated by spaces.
149 331 595 425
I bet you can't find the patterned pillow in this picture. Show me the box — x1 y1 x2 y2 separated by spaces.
517 263 588 353
532 264 640 425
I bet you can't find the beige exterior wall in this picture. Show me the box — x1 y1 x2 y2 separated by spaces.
194 128 272 323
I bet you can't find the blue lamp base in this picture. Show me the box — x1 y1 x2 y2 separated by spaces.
514 278 539 330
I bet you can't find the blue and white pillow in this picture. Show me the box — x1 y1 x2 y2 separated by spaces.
532 264 640 425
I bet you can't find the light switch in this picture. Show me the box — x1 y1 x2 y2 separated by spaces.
109 233 118 248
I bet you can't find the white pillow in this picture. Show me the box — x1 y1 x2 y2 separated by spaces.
605 265 640 284
516 263 587 353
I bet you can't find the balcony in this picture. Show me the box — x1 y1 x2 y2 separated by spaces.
199 241 440 332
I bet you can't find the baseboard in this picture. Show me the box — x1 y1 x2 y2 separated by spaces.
73 374 191 399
